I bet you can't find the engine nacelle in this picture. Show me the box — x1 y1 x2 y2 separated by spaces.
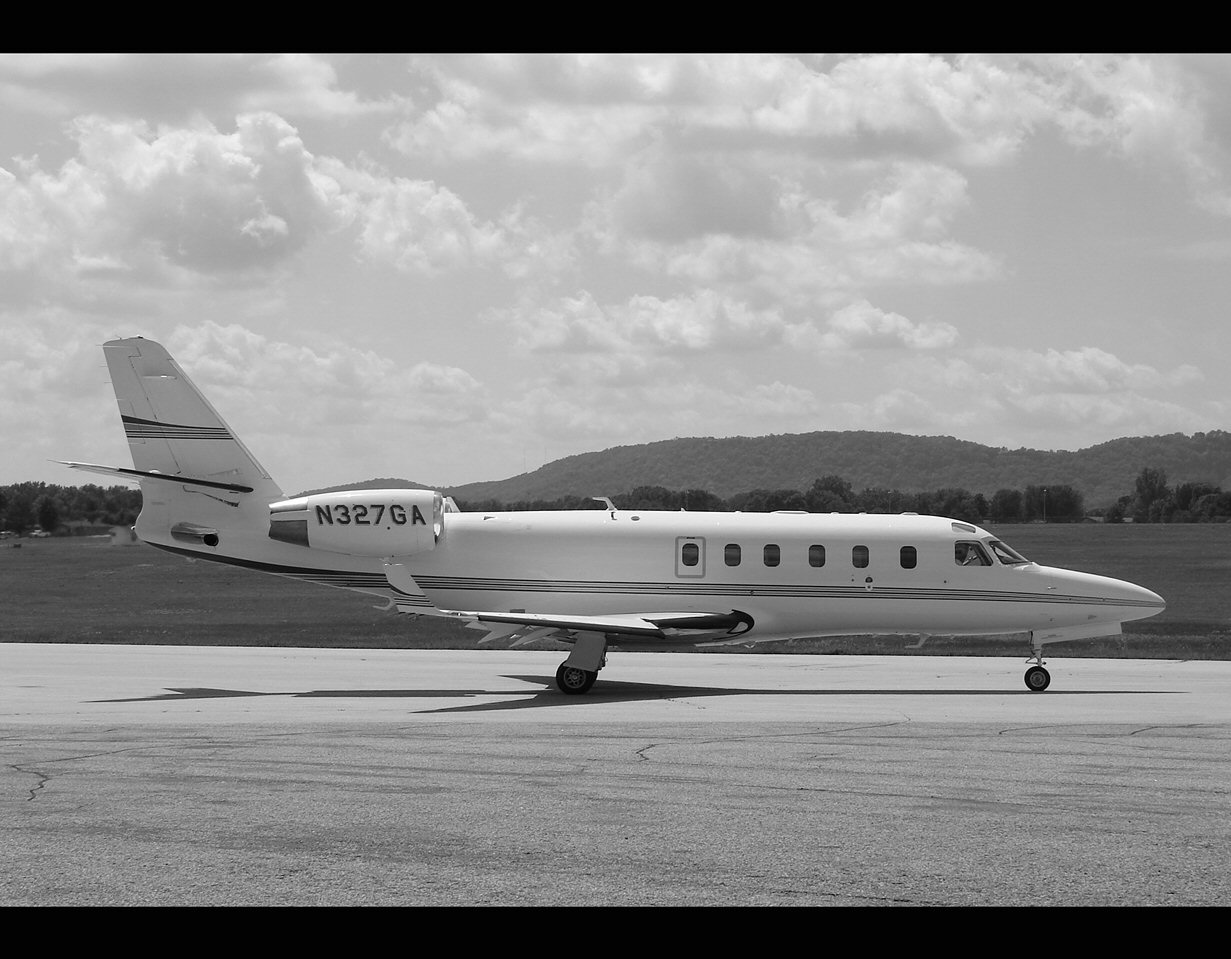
268 488 442 557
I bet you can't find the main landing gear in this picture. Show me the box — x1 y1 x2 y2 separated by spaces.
1024 632 1050 691
554 631 608 695
555 662 597 694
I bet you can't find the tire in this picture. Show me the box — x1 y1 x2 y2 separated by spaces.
556 663 597 695
1024 665 1051 692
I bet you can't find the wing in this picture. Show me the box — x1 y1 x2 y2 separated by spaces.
379 562 753 645
422 607 755 647
476 609 752 637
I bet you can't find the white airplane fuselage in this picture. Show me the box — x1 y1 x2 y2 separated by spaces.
139 495 1164 648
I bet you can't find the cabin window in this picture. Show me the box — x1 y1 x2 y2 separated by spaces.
725 543 741 566
900 546 917 569
808 544 826 567
852 545 869 568
955 541 992 566
763 544 780 567
675 536 706 577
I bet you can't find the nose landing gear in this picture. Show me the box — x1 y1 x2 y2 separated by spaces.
1024 633 1050 691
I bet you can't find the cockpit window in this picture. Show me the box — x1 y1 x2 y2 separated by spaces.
954 541 992 566
987 540 1030 565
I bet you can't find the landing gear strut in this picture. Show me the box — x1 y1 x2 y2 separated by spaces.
1024 632 1050 691
554 631 608 695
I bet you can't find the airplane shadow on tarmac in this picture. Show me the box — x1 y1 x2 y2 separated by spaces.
93 676 1166 714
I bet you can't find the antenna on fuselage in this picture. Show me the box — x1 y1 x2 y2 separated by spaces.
592 496 617 518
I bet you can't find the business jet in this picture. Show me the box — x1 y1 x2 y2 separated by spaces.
63 337 1166 695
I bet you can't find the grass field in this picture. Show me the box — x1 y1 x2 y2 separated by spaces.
2 523 1229 659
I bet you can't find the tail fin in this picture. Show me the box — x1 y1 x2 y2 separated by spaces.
103 337 283 501
68 337 284 551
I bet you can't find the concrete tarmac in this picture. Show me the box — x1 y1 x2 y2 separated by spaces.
2 643 1229 906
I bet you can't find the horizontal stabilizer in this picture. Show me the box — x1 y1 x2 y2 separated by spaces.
57 461 254 493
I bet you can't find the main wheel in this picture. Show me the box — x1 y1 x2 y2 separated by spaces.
1024 665 1051 692
556 662 597 695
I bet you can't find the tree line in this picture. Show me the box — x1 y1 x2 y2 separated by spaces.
457 467 1231 524
456 475 1083 525
4 466 1227 535
1102 467 1231 523
0 482 142 535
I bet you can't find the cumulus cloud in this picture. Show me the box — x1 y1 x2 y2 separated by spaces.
865 344 1212 448
390 54 1050 168
387 53 689 166
1006 391 1207 438
389 53 1230 299
0 53 402 122
976 345 1202 394
0 315 111 400
0 166 55 271
0 314 147 472
504 289 789 362
610 149 784 242
808 301 959 351
389 54 1231 202
168 321 488 427
0 108 535 314
0 112 350 295
1036 53 1231 215
139 322 490 486
327 161 512 276
603 159 999 304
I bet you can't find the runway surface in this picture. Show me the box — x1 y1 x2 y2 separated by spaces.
3 643 1229 906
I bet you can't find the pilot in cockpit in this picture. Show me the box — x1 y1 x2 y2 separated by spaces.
956 542 989 566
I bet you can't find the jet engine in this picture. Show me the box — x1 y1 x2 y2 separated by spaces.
268 488 442 557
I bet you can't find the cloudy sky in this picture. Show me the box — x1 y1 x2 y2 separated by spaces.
2 54 1229 493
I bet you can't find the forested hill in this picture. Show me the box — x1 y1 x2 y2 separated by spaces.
12 431 1228 533
430 430 1231 508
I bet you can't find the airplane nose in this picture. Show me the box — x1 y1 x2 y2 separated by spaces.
1043 567 1166 622
1136 584 1166 611
1110 577 1166 616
